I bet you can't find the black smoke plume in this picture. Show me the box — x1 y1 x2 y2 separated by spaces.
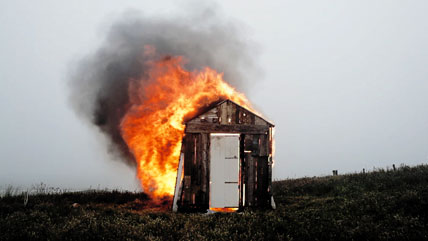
68 8 258 166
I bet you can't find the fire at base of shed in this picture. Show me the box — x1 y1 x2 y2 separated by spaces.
172 99 275 213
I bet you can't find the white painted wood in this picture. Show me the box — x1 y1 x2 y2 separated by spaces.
172 153 184 212
209 134 240 208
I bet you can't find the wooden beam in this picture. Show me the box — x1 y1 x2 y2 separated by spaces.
185 123 269 134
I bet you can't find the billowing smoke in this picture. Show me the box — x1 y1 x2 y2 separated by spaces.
68 8 258 167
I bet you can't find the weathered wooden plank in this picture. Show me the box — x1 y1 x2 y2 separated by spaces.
252 134 260 156
239 134 245 208
254 155 258 204
259 134 268 156
184 134 194 204
197 133 208 209
229 101 236 125
237 107 251 125
244 134 254 206
183 135 193 177
267 155 273 207
255 116 268 126
250 112 255 125
196 134 202 185
219 102 227 124
192 134 201 206
187 108 219 124
235 105 240 124
185 123 269 134
205 134 211 208
256 156 269 206
268 127 273 155
245 153 254 206
201 134 208 193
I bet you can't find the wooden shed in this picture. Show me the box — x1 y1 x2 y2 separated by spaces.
172 99 275 212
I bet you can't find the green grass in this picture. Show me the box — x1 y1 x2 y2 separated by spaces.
1 165 428 240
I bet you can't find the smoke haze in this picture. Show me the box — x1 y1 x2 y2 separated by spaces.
68 8 257 167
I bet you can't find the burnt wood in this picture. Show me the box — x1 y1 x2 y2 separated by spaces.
176 100 274 212
185 123 269 134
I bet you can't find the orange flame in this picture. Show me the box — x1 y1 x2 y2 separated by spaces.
120 47 253 198
209 207 239 213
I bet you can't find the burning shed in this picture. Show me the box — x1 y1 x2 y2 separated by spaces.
172 99 275 212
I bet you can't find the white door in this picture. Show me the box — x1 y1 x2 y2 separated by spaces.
210 133 240 208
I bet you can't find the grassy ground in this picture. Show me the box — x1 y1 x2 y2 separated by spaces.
1 165 428 240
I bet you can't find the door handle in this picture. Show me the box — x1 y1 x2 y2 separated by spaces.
225 156 238 159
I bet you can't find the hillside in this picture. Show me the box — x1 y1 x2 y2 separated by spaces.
1 165 428 240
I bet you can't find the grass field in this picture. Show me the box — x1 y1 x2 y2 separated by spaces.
1 164 428 240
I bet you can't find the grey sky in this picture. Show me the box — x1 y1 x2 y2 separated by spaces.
1 0 428 191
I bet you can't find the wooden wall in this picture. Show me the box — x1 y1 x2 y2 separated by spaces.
177 100 274 212
243 133 271 207
180 133 210 211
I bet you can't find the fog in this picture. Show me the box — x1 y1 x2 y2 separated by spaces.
1 0 427 191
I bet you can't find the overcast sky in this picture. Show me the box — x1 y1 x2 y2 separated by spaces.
1 0 428 191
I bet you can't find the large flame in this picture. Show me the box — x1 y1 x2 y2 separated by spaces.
120 47 253 198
